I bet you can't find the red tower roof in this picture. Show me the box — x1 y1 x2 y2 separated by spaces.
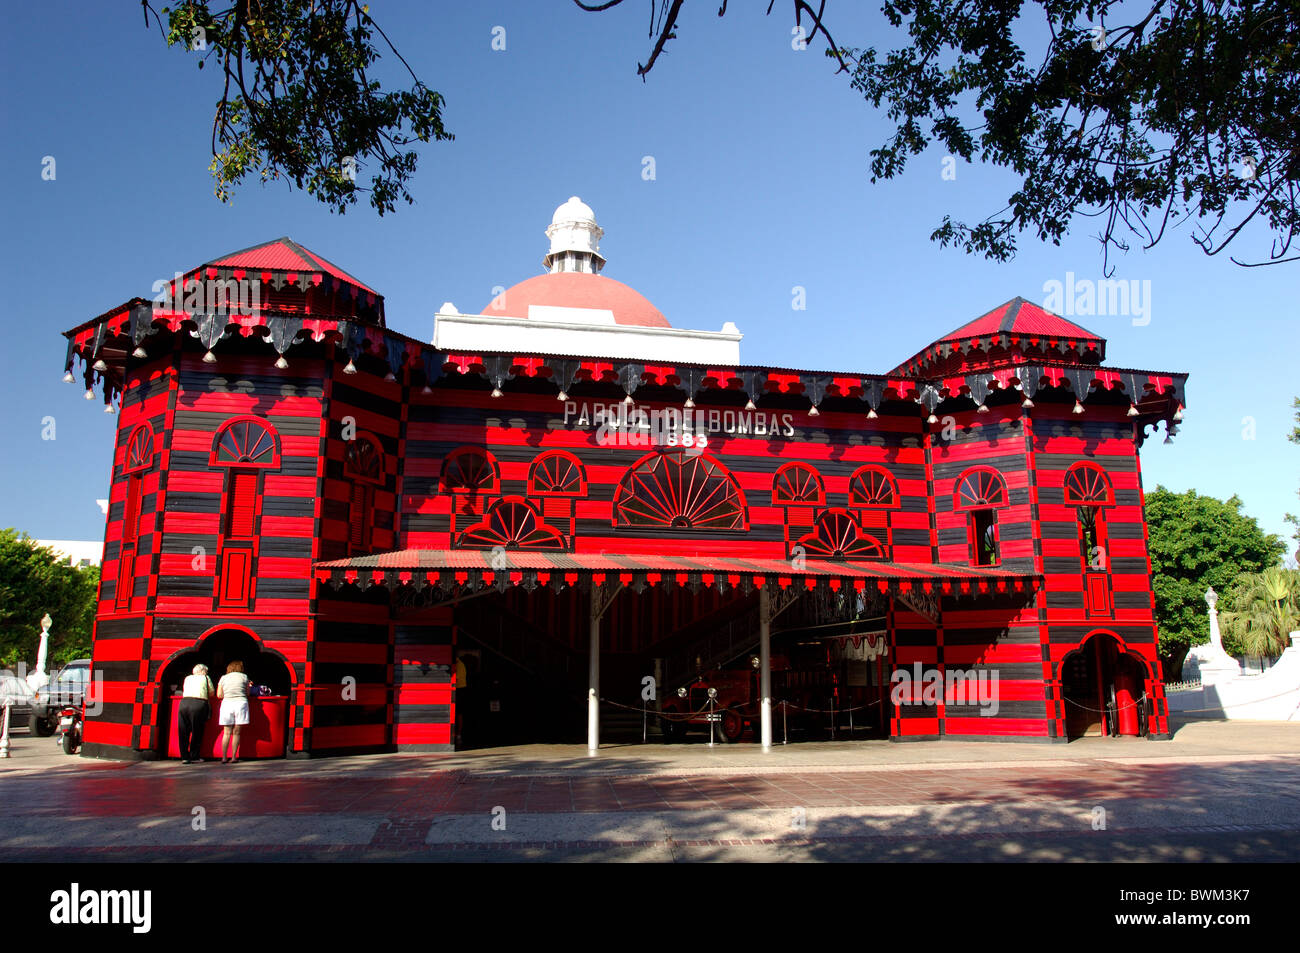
203 236 380 296
890 296 1106 375
937 297 1104 345
482 272 670 328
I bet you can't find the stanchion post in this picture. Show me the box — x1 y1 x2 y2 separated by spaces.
588 593 600 756
759 586 772 752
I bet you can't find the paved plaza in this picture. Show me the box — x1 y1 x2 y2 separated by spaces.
2 719 1298 862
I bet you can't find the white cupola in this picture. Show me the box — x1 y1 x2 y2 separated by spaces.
543 196 606 274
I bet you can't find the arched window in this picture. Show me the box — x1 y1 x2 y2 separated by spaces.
613 451 748 531
848 465 898 508
1063 463 1113 505
772 462 825 506
527 450 586 543
528 451 587 496
344 435 385 485
210 416 281 468
457 497 566 551
344 435 385 555
115 424 154 610
1065 464 1113 615
953 467 1007 510
124 423 154 473
210 417 280 608
954 467 1006 567
796 510 886 561
441 447 499 494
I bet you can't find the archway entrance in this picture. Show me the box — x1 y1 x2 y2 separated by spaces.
155 628 294 758
1061 633 1149 739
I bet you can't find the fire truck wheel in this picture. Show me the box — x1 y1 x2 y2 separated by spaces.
719 709 744 743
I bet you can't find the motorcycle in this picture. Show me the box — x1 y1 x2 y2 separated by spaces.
55 704 82 755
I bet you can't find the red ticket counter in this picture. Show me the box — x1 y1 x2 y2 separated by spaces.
167 695 287 759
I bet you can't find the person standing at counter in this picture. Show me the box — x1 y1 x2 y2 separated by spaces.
216 660 250 764
178 664 214 764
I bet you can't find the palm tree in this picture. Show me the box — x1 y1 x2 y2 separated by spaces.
1219 567 1300 659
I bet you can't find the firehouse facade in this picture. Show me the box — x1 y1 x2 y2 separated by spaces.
65 198 1188 760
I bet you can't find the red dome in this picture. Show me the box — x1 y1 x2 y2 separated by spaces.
482 272 670 328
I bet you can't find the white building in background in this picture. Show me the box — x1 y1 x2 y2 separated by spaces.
36 539 103 568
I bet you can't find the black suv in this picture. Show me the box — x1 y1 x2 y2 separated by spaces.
30 659 91 736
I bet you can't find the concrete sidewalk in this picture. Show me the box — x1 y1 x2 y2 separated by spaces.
3 716 1296 780
2 718 1297 861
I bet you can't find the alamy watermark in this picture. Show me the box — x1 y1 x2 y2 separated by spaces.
890 662 1000 716
1042 272 1151 326
10 661 104 716
151 272 263 315
567 400 795 451
49 883 151 933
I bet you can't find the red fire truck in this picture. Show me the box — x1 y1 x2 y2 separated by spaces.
659 663 766 743
659 636 890 743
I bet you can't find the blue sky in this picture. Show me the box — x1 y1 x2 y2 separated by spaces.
1 2 1295 555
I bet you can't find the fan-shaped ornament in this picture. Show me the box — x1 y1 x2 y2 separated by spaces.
213 419 278 466
458 499 565 550
849 467 897 507
125 425 154 472
954 468 1007 509
344 438 384 483
1063 465 1111 504
442 448 497 493
529 451 586 496
614 452 747 530
796 511 886 560
772 463 825 505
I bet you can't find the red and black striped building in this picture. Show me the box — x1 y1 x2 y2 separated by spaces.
64 203 1187 759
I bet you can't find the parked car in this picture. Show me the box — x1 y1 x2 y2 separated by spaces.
30 659 91 736
0 673 36 729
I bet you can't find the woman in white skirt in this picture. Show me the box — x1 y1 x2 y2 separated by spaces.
216 660 250 763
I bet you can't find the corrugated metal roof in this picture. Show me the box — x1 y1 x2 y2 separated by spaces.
938 297 1104 344
204 237 379 295
315 549 1031 582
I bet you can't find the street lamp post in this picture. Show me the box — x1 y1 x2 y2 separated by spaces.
1204 587 1226 655
28 614 53 692
1195 587 1239 688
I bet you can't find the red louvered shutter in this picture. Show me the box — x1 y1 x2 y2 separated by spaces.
121 476 141 545
858 509 888 530
227 471 259 538
787 508 815 529
115 476 143 610
115 545 135 609
349 483 368 551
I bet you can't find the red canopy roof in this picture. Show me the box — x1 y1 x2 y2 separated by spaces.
315 550 1034 596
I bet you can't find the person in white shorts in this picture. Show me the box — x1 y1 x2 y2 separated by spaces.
216 660 251 763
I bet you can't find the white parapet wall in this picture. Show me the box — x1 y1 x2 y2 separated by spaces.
1167 632 1300 720
432 310 743 365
